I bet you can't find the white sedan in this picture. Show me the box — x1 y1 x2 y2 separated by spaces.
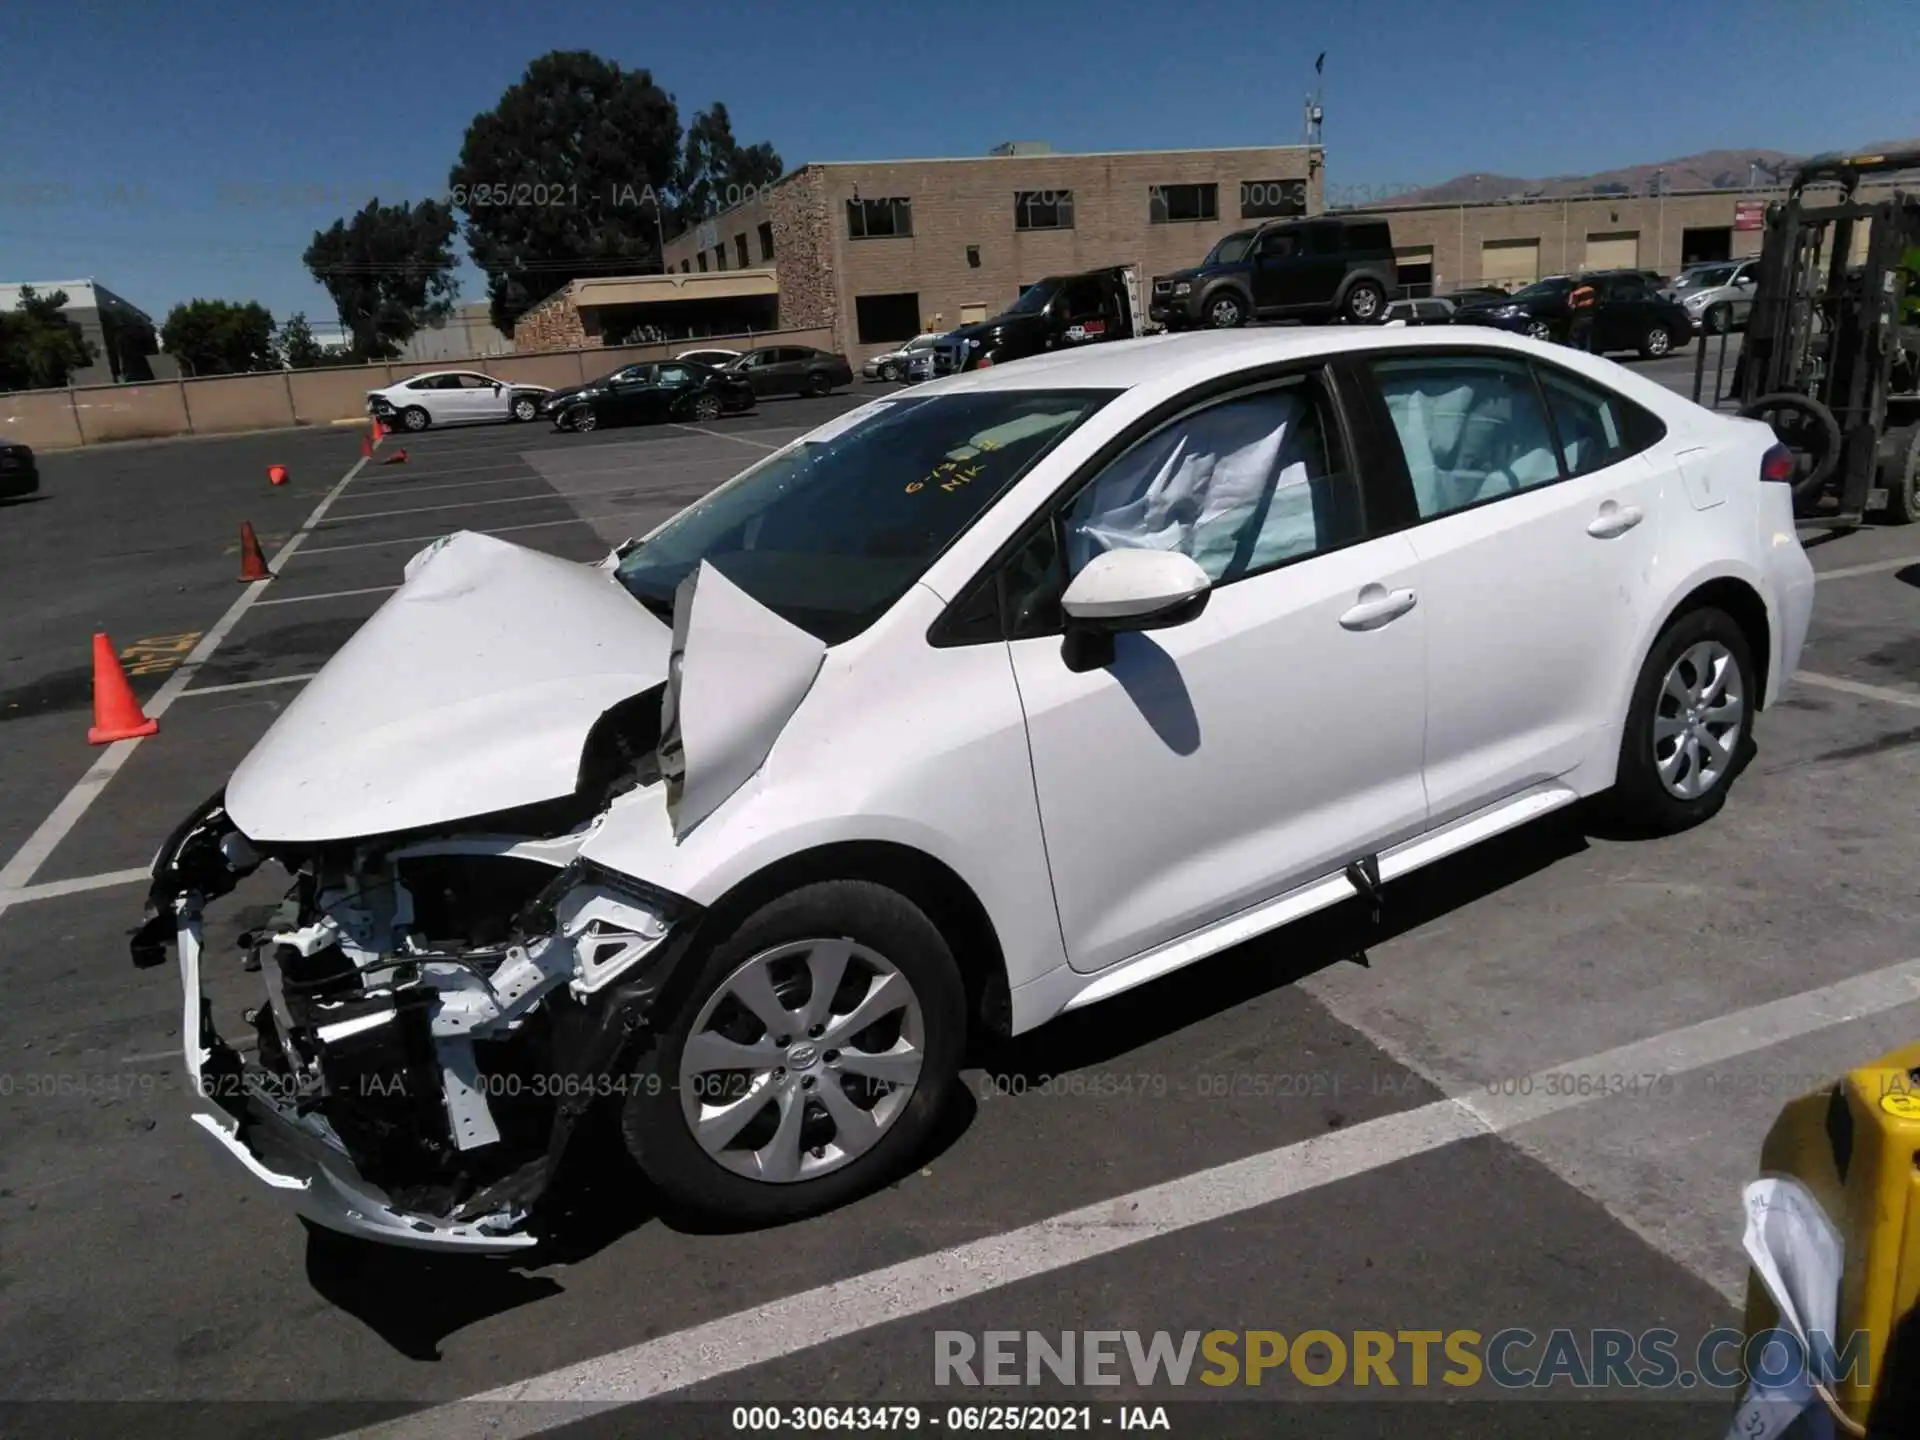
365 370 554 431
142 327 1813 1251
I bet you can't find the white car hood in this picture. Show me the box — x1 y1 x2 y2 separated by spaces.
226 531 675 843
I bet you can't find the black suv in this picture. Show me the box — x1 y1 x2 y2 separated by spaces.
1151 216 1397 329
1451 271 1693 358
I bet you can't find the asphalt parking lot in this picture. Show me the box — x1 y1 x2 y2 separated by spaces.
3 345 1919 1440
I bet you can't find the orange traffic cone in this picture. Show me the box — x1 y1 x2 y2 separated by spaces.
380 448 408 465
371 416 384 444
360 430 372 458
268 464 288 486
238 521 273 582
86 633 159 745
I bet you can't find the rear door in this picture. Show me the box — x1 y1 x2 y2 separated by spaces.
1595 275 1653 351
1353 349 1668 821
651 363 700 419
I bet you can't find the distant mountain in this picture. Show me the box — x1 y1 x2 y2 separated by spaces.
1375 141 1920 206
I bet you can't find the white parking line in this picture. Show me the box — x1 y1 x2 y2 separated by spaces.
175 673 317 697
669 422 786 450
253 584 400 608
0 866 153 909
1814 554 1920 582
1793 670 1920 710
0 454 370 922
336 955 1920 1440
318 478 659 526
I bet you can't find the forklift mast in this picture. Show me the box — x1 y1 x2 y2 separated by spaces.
1738 150 1920 519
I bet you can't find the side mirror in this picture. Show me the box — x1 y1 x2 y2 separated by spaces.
1059 549 1211 672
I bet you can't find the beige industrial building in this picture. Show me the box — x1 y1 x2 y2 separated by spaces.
513 140 1904 359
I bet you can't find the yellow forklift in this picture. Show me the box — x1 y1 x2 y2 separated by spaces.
1735 1041 1920 1436
1695 149 1920 528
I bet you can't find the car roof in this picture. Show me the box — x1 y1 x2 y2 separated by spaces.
915 325 1687 406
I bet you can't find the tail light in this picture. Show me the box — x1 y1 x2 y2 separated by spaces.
1760 443 1796 484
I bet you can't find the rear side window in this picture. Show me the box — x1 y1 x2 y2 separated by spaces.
1344 222 1392 254
1532 364 1666 477
1369 356 1562 519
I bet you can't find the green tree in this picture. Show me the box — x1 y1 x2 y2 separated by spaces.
303 199 458 359
451 51 681 333
279 311 327 369
160 299 279 376
0 287 96 390
674 101 783 233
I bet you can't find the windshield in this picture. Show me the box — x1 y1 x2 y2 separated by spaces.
1204 231 1256 265
1510 278 1572 302
614 390 1116 643
1679 264 1737 288
1002 282 1060 317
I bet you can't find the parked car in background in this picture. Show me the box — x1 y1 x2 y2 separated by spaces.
551 360 755 432
676 348 743 369
142 326 1812 1251
1150 215 1397 329
1452 271 1693 357
863 334 942 382
1667 259 1760 333
1384 297 1457 326
928 266 1143 377
730 346 854 398
905 343 942 385
1444 286 1515 308
0 441 37 501
366 371 553 431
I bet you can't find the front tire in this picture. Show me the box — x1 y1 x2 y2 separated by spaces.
1879 423 1920 525
1525 319 1554 342
1205 291 1247 329
401 405 431 432
567 406 598 432
878 361 900 383
622 880 966 1226
1342 280 1386 324
1703 304 1731 335
1603 607 1756 835
1640 324 1675 358
511 395 539 422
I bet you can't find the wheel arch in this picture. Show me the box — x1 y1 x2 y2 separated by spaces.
1200 279 1253 315
1639 571 1775 713
686 840 1013 1044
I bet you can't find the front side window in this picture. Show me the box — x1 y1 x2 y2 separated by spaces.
1204 231 1256 265
1062 382 1362 586
1370 356 1562 519
615 390 1115 644
458 374 495 389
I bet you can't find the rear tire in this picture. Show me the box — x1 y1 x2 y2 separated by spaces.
1602 606 1756 835
806 372 833 397
1342 280 1386 324
690 392 723 423
622 879 966 1226
1639 324 1674 358
1879 423 1920 525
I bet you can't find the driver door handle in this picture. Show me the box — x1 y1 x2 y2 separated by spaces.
1339 586 1418 631
1587 502 1645 539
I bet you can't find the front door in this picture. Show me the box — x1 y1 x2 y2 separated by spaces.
605 365 659 422
1359 350 1667 823
1004 373 1430 975
452 372 509 422
1249 227 1305 312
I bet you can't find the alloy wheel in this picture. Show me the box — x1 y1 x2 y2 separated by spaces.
572 408 597 432
513 397 538 421
678 938 926 1184
693 394 722 421
1526 320 1552 342
1653 640 1744 800
1646 326 1672 356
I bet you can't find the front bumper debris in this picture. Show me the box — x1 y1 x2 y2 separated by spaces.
175 906 539 1253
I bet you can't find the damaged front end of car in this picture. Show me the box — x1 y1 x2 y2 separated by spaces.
133 728 700 1255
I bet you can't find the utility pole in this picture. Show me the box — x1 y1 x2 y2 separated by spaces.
1303 51 1325 147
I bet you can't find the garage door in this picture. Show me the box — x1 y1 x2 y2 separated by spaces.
1585 231 1640 270
1481 238 1540 288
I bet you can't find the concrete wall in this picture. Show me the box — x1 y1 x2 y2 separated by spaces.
1352 179 1910 294
0 326 838 450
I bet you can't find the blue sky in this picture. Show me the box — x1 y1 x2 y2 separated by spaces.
0 0 1910 329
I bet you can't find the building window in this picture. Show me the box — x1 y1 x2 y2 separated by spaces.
697 252 708 272
1150 183 1218 224
855 292 922 344
758 222 775 261
1240 179 1307 220
848 197 913 239
681 259 691 273
1015 190 1074 231
713 245 727 271
735 234 749 268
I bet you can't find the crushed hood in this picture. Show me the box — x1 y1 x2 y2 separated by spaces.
226 531 673 843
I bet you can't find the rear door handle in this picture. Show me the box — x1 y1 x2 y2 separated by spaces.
1339 586 1419 631
1587 502 1645 538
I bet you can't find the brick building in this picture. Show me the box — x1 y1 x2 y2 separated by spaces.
659 142 1325 361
